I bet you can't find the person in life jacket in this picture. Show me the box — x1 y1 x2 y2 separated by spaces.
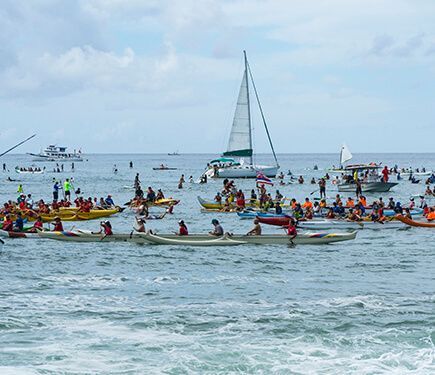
177 220 188 236
52 217 64 232
100 220 113 236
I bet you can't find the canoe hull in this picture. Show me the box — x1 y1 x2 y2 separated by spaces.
338 182 398 193
204 165 278 179
36 231 357 245
395 214 435 228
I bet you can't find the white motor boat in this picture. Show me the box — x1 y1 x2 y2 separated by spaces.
28 145 83 162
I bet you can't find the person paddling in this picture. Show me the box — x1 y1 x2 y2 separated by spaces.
209 219 224 236
246 219 262 236
284 218 297 241
99 220 113 237
177 220 188 236
52 217 64 232
2 215 13 232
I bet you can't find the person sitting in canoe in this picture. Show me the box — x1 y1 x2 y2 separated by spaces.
293 203 304 219
275 202 282 215
303 207 313 220
105 195 115 207
346 208 361 222
403 208 412 220
52 217 64 232
284 218 297 240
156 189 165 201
145 187 155 202
29 216 44 233
426 207 435 221
177 220 188 236
346 197 355 208
13 212 24 232
302 198 313 210
246 219 262 236
99 220 113 236
326 208 335 219
2 215 13 232
425 186 433 196
214 192 222 203
209 219 224 236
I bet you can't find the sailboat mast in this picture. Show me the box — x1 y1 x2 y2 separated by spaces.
244 50 253 166
246 56 279 168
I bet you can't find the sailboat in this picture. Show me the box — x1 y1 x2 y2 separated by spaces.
203 51 279 178
328 143 353 172
340 143 352 168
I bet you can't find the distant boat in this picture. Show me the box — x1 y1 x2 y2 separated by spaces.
15 167 45 174
168 151 180 156
28 145 83 162
328 143 353 173
203 51 279 178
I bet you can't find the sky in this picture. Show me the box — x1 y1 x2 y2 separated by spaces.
1 0 435 154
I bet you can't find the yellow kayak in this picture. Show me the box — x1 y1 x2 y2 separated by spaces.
151 198 179 207
39 209 119 222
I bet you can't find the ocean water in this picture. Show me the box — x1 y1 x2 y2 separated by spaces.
0 153 434 374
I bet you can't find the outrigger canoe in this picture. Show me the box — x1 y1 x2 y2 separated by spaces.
197 196 289 210
36 230 357 245
395 214 435 228
257 216 406 229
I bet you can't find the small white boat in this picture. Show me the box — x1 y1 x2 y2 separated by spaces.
297 219 406 230
400 171 433 177
15 167 44 174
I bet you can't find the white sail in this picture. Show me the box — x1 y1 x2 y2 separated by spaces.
340 143 352 165
224 68 252 159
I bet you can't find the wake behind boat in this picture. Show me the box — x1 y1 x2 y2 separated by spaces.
202 51 279 179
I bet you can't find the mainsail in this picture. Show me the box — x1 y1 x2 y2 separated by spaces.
223 59 253 161
340 143 352 165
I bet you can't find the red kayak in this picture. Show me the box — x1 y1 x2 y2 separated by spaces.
257 216 291 226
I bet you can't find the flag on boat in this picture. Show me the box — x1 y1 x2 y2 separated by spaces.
256 172 274 186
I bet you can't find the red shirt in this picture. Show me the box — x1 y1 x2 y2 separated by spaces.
102 224 113 235
179 226 188 236
53 222 63 232
33 220 43 229
3 219 13 231
286 224 297 236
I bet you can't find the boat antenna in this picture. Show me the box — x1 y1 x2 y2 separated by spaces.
0 134 36 158
245 53 279 168
244 50 254 166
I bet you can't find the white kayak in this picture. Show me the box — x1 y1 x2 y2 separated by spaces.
143 232 357 246
36 230 357 245
297 219 406 230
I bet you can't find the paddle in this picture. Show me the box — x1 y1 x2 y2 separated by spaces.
0 134 36 158
310 189 319 196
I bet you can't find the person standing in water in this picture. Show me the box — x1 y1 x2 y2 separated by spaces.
129 161 133 168
71 162 75 172
178 174 185 189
